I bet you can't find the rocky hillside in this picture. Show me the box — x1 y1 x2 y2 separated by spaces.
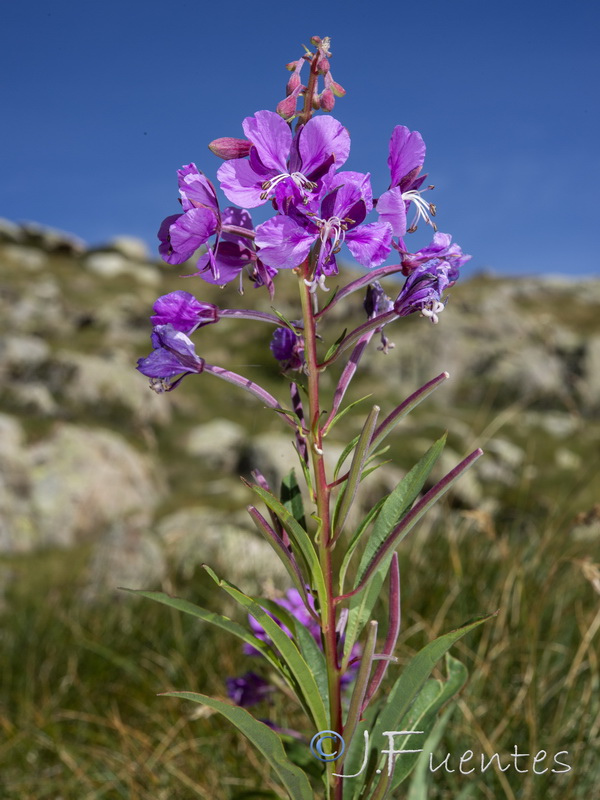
1 218 599 601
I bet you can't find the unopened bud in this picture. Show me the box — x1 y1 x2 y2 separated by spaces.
310 35 322 45
329 80 346 97
277 92 300 120
319 88 335 112
286 72 302 94
316 56 330 73
208 137 252 160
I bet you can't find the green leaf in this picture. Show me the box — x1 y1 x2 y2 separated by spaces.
124 589 285 676
333 405 380 539
160 691 314 800
333 434 360 481
324 328 348 362
203 566 329 732
364 615 495 791
280 469 307 531
338 497 386 595
390 654 468 789
323 393 373 436
406 703 456 799
248 484 327 604
342 437 446 661
258 598 329 710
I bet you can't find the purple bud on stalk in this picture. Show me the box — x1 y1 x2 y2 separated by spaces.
319 88 336 112
208 137 252 160
270 327 304 371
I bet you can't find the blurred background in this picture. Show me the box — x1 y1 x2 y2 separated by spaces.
1 1 599 798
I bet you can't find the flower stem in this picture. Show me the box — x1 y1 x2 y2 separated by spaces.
297 266 343 797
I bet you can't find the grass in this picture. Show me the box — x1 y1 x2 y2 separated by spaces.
1 253 599 797
1 454 599 798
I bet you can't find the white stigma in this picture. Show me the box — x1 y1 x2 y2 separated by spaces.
260 171 316 200
420 300 445 324
402 189 437 233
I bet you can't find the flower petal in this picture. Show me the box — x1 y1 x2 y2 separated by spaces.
242 110 291 173
387 126 426 188
345 221 393 268
376 187 408 237
255 216 314 270
217 158 269 208
297 115 350 178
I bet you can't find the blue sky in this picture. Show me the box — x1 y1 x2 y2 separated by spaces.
2 0 599 278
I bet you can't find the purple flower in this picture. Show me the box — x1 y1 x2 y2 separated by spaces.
395 231 471 279
270 327 304 371
158 164 220 265
255 171 392 284
136 323 204 391
217 110 350 209
393 261 454 324
226 671 273 707
192 206 277 296
377 126 436 237
151 291 219 332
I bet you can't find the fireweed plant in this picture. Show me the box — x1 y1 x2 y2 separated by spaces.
135 36 492 800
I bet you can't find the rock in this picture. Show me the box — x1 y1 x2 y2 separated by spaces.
56 351 172 425
0 217 25 243
185 418 247 471
0 243 48 271
19 221 85 254
107 236 150 262
82 513 166 600
156 506 288 591
29 424 163 549
83 251 132 278
0 415 36 553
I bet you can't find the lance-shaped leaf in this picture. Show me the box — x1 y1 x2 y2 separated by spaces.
332 405 380 542
280 469 307 531
124 589 286 677
247 482 327 605
362 614 495 795
323 332 375 435
247 506 316 620
390 654 468 790
369 372 450 454
342 437 447 661
258 598 329 710
203 565 329 732
352 448 483 598
340 621 378 761
338 497 386 595
160 691 314 800
362 553 401 711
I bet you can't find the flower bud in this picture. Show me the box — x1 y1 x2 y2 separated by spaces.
208 137 252 160
329 80 346 97
286 72 302 94
277 91 300 120
319 88 335 112
310 35 322 45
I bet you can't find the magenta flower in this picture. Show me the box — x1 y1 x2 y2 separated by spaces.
395 231 471 278
217 110 350 209
377 125 436 237
136 324 204 391
151 291 219 332
158 164 220 265
393 261 454 323
270 327 304 371
255 171 392 284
